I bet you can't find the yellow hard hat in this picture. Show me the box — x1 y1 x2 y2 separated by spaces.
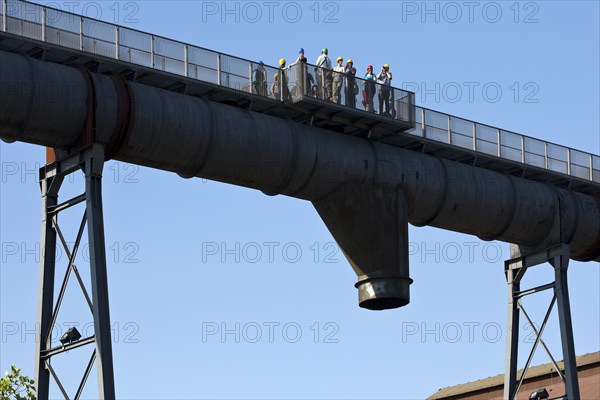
347 59 353 64
337 56 343 62
383 63 390 69
279 58 286 66
274 73 279 78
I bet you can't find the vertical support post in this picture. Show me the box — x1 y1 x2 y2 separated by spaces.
472 122 477 151
184 44 189 77
497 128 502 158
249 62 253 94
115 25 120 60
551 248 580 400
2 0 7 32
447 116 452 145
150 35 155 68
41 7 46 41
544 142 549 169
567 148 571 175
217 53 221 86
521 136 525 164
421 108 426 137
84 145 115 399
503 264 521 400
279 68 284 102
590 154 594 181
79 16 84 51
34 173 63 400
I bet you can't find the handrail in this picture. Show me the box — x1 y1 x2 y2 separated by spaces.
1 0 598 184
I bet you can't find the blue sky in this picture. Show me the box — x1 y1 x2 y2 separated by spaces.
1 1 599 399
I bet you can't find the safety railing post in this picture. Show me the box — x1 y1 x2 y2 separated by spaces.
217 53 221 86
521 136 525 164
421 108 426 137
544 142 549 169
41 7 46 41
249 62 253 94
447 116 452 145
2 0 6 32
589 154 593 181
150 35 155 68
184 44 188 77
472 122 477 151
115 25 119 60
497 129 502 158
567 148 571 176
279 68 284 102
79 16 83 51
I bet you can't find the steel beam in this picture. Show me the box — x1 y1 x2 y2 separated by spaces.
83 145 115 399
34 173 63 400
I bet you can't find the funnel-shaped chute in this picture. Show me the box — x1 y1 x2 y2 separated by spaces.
313 183 411 310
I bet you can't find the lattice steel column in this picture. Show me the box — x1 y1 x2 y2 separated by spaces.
34 144 115 399
503 244 580 400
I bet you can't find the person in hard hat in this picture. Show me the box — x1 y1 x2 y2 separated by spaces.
332 56 345 104
288 48 309 96
377 63 393 116
315 48 332 101
278 58 291 101
252 61 267 97
362 65 377 113
271 73 281 99
344 59 358 108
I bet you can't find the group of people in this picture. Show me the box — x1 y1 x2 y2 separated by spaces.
251 48 395 116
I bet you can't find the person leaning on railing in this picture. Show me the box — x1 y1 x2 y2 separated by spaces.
288 48 308 97
344 60 358 109
332 56 345 104
278 58 291 101
271 73 281 99
362 65 377 113
315 48 332 101
377 63 393 116
252 61 268 97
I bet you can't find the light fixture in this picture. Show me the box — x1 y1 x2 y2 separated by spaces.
59 327 82 345
529 388 549 400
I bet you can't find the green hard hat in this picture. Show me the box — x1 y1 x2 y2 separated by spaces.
322 48 328 54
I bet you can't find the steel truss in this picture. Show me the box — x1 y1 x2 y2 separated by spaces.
503 244 580 400
34 144 115 399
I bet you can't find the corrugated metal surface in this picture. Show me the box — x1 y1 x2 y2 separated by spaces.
428 352 599 399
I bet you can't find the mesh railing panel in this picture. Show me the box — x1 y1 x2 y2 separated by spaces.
476 124 498 156
450 117 474 150
45 7 80 49
119 27 151 67
524 137 545 169
82 19 114 58
500 130 523 162
6 0 41 39
187 46 218 84
153 37 184 75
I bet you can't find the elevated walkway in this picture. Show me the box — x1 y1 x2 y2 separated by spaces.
1 0 598 193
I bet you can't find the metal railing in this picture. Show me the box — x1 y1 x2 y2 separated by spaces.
284 62 416 125
1 0 599 184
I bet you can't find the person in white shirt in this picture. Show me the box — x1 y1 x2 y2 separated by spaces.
315 48 332 101
332 56 345 104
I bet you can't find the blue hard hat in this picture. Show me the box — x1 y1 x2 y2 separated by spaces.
259 60 264 65
299 48 304 54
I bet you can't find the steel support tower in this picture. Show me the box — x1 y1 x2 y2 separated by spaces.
503 244 580 400
34 144 115 399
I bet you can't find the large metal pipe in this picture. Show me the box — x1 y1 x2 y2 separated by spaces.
1 51 599 309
